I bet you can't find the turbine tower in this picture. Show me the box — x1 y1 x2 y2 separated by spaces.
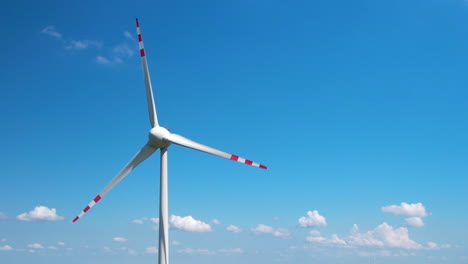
72 19 267 264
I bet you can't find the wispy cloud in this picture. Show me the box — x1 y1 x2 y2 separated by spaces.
226 225 242 233
28 243 44 249
112 237 127 242
17 206 64 221
66 40 102 50
178 248 215 255
124 31 134 40
41 25 62 39
217 248 243 255
96 56 111 64
41 25 137 65
146 246 158 254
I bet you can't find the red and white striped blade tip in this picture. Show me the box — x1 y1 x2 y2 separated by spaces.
229 154 267 169
72 194 102 223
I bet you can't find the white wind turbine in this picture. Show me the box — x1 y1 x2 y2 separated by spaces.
72 19 267 264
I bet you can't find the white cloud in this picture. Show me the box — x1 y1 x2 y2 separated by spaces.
127 249 137 255
226 225 242 233
28 243 44 249
298 210 327 227
57 242 65 246
218 248 243 254
212 219 221 225
130 219 144 224
306 230 347 246
146 246 158 254
0 245 13 251
170 215 212 232
17 206 64 221
405 217 424 227
382 202 428 217
124 31 134 40
47 246 58 250
66 40 102 50
427 242 438 249
150 217 159 224
172 240 181 246
96 56 111 64
348 223 422 249
113 237 127 242
113 44 134 57
251 224 290 239
178 248 215 255
41 26 62 39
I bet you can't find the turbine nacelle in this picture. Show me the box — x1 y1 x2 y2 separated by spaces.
148 126 171 148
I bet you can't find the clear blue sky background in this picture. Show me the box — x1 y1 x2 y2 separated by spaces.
1 0 467 263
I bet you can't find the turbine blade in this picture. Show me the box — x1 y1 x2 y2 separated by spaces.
136 18 159 127
164 133 267 169
72 144 157 223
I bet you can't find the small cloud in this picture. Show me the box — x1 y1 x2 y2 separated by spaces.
146 246 158 254
47 246 58 250
113 237 127 242
427 242 438 249
113 44 134 57
0 212 8 220
306 230 347 246
212 219 221 225
251 224 290 239
57 242 65 246
405 217 424 227
96 56 110 64
226 225 242 233
124 31 134 40
178 248 215 255
66 40 102 50
17 206 64 221
218 248 243 254
0 245 13 251
170 215 212 232
103 246 112 252
172 240 181 246
127 249 137 255
298 210 327 228
150 218 159 224
381 202 428 218
41 25 62 39
130 219 144 224
28 243 44 249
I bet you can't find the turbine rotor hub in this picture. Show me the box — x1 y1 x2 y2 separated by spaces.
148 126 171 148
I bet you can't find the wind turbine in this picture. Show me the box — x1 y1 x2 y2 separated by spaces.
72 18 267 264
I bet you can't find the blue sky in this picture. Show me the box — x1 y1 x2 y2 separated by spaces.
1 0 468 263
